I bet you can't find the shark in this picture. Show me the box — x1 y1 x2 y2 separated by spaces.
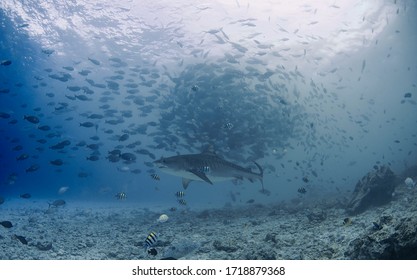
153 151 263 190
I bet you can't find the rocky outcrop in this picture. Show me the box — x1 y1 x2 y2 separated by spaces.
345 215 417 259
346 166 396 215
306 209 327 223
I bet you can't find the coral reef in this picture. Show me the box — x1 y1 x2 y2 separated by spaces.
345 215 417 259
346 166 396 215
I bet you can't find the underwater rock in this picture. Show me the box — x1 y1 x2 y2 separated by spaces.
245 248 277 260
36 241 53 251
107 252 118 258
404 177 415 188
345 216 417 259
346 165 396 215
306 209 327 223
196 210 211 219
264 233 278 244
161 240 199 259
213 240 238 253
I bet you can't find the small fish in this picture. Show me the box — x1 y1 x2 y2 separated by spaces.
144 231 158 248
38 125 51 131
108 149 122 156
175 191 185 198
48 199 66 208
169 207 177 212
246 199 255 204
119 134 129 141
88 57 100 65
115 192 127 200
16 154 29 161
151 174 160 181
302 177 309 183
372 222 383 230
177 199 187 206
0 112 11 118
26 164 40 173
80 121 95 128
12 145 23 151
58 186 69 194
147 248 158 256
67 86 81 92
87 144 99 150
86 155 99 161
343 217 352 226
222 122 233 130
361 59 366 73
13 234 28 245
121 153 136 162
42 49 54 56
50 140 71 150
117 166 130 172
23 115 40 124
298 187 307 194
1 60 12 66
404 92 412 98
0 221 13 228
50 159 63 166
20 193 31 199
191 85 199 92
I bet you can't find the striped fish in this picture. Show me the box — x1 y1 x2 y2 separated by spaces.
144 231 158 248
115 192 127 200
177 199 187 206
175 191 185 198
150 174 160 181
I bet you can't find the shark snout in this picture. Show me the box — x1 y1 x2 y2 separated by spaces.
153 158 166 168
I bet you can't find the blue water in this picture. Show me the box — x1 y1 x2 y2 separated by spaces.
1 0 416 210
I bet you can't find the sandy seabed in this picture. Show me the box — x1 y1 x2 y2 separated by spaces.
1 184 416 260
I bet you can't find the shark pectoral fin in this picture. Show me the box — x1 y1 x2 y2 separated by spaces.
188 169 213 185
182 178 192 190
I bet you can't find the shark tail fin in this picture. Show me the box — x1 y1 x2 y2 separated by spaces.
252 161 264 190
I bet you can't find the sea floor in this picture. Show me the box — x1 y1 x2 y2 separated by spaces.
1 185 416 260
